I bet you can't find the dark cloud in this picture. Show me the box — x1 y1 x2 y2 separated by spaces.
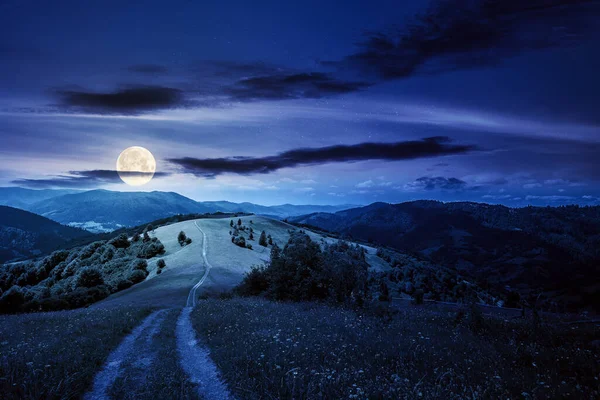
404 176 470 192
224 72 371 101
56 86 187 114
168 136 476 178
127 64 169 74
328 0 600 79
12 170 170 189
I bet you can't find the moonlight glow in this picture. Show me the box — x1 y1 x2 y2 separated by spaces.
116 146 156 186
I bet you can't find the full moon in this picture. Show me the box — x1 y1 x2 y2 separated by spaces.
116 146 156 186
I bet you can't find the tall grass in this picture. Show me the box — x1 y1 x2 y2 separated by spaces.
191 298 599 399
0 306 152 399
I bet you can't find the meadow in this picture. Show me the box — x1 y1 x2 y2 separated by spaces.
191 298 599 399
0 306 151 399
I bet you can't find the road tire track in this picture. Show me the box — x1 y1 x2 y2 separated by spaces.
186 221 212 307
178 219 234 400
84 309 167 400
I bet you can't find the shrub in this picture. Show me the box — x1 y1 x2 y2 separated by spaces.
116 279 133 291
246 244 253 250
132 259 148 272
236 266 269 296
178 231 188 246
413 289 425 305
259 231 268 247
249 232 254 240
185 237 192 245
109 233 130 249
230 220 234 227
233 236 247 248
128 270 147 284
137 241 165 258
378 281 391 302
237 218 242 226
76 268 104 288
143 231 151 243
157 259 166 269
156 269 162 275
0 286 25 313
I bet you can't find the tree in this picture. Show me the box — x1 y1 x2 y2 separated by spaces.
133 233 141 242
230 220 234 227
76 268 104 288
157 259 166 270
146 224 154 233
178 231 188 246
0 286 25 313
249 232 254 240
268 236 273 245
237 218 242 227
413 289 425 305
379 281 391 302
143 231 151 243
259 231 268 247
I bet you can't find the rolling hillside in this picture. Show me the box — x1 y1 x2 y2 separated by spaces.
291 201 600 310
0 206 89 262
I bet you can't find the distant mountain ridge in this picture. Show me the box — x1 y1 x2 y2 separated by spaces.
291 200 600 310
0 188 356 233
0 206 89 263
0 187 80 210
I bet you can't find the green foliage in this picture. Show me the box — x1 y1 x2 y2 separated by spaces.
232 236 247 248
132 259 148 272
178 231 188 246
259 230 268 247
76 268 105 288
128 269 147 284
0 286 25 313
108 233 130 249
157 259 166 269
0 231 166 314
236 232 368 305
413 288 425 304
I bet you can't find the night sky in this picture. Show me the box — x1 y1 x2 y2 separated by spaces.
1 0 600 206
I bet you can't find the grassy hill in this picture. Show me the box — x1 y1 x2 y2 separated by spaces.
0 205 89 262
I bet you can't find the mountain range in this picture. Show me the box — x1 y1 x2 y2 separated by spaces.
291 200 600 310
0 188 356 233
0 206 89 263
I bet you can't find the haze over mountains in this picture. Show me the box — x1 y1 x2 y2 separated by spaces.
0 188 357 233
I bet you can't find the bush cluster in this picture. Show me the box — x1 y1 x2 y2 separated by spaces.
236 232 368 305
0 233 165 314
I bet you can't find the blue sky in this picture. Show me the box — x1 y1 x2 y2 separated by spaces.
1 0 600 206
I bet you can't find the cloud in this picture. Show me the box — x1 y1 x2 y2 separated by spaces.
404 176 469 192
12 170 170 188
168 136 476 178
327 0 600 80
525 195 576 202
223 72 370 101
127 64 169 74
56 86 188 114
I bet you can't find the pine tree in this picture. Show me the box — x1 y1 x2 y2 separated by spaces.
237 218 242 227
230 220 234 227
259 231 268 247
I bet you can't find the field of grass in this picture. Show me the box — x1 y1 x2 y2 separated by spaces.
0 306 152 399
191 298 599 399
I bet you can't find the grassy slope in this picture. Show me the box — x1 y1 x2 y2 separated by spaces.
0 306 152 399
92 220 205 308
191 298 599 400
94 216 391 308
